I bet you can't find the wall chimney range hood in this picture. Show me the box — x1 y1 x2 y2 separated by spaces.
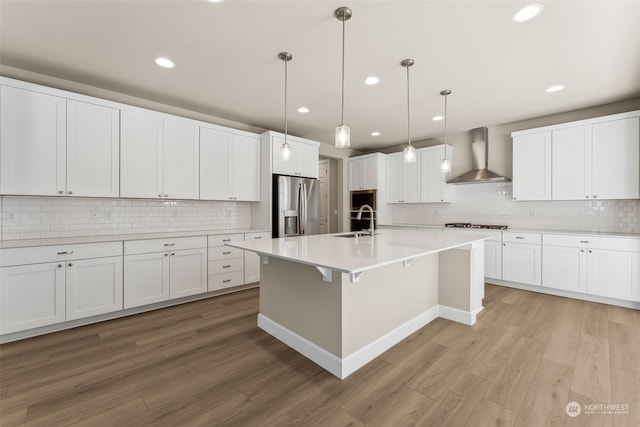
447 126 511 184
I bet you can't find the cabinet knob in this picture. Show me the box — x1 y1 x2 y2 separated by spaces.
581 250 585 253
158 194 163 198
164 253 169 257
68 263 73 267
593 195 598 199
164 194 169 198
58 264 63 268
171 253 176 256
585 195 590 199
503 244 506 246
58 190 64 194
589 250 592 253
67 191 73 195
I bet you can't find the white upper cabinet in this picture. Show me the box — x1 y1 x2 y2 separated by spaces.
66 100 120 197
121 109 199 199
419 145 452 203
552 125 592 200
269 133 319 179
591 117 639 200
513 111 639 201
200 127 260 201
349 155 379 191
386 152 420 203
512 132 551 201
1 84 119 197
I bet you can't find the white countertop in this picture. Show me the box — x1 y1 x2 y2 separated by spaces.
0 228 270 249
226 229 490 275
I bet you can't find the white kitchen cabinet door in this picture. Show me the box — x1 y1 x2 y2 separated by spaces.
66 100 120 198
0 262 65 334
512 132 551 201
542 246 587 293
200 127 231 200
123 252 170 309
587 249 640 302
120 109 164 198
420 147 450 203
231 134 260 201
349 158 364 191
484 240 502 280
65 256 123 321
552 125 592 200
244 231 270 283
169 248 207 299
592 117 640 200
502 243 541 286
0 85 66 196
386 153 420 203
272 136 296 176
295 141 319 179
163 118 199 200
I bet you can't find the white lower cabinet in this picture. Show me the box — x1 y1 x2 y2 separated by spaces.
541 234 640 302
244 231 271 283
207 234 244 291
124 237 207 309
484 240 503 280
0 242 123 334
502 232 542 286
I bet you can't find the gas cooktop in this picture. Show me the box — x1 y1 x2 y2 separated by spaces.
445 223 509 230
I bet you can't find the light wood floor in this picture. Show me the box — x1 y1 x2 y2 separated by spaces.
1 285 639 426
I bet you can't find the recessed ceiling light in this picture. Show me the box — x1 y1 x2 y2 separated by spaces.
207 0 224 4
155 57 175 68
432 115 444 121
297 107 310 113
546 85 565 93
364 76 380 85
513 4 544 22
371 131 380 136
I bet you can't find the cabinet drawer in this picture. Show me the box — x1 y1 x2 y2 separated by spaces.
208 258 244 275
544 234 640 252
0 242 123 267
124 236 206 255
208 234 244 247
244 231 271 241
208 271 244 291
208 246 244 261
503 232 541 245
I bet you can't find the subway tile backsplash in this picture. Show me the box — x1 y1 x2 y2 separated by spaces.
392 182 640 234
0 196 252 240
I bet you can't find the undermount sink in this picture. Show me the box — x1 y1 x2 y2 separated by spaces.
334 232 380 238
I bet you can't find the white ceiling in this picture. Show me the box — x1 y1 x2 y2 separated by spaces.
1 0 639 151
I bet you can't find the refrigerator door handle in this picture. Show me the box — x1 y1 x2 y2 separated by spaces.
297 183 303 235
302 183 308 235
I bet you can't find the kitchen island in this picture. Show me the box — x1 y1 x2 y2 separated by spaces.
226 229 489 379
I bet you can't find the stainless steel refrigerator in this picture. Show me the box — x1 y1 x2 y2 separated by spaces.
272 174 321 238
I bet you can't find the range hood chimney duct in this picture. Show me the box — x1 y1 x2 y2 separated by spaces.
447 126 511 184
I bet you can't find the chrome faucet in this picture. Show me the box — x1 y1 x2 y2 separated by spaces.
356 204 375 236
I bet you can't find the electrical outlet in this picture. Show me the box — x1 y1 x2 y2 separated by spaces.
5 211 17 221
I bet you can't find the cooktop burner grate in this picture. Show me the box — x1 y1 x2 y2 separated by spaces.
445 223 508 230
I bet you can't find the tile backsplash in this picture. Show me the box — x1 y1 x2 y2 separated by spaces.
0 196 252 240
392 182 640 234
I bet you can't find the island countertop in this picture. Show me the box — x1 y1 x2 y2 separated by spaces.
225 228 490 276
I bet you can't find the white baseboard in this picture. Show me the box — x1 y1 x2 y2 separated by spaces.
438 304 483 325
258 305 441 379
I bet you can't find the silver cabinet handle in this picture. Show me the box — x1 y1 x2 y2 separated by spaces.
164 243 175 247
222 239 231 242
222 265 231 268
222 251 231 255
580 240 589 243
254 236 262 239
515 236 524 239
223 279 231 283
57 251 74 255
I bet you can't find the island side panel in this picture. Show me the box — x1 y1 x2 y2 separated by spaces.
258 257 343 357
341 254 439 357
438 241 485 324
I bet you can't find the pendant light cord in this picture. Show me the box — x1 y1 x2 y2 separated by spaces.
406 64 411 146
284 57 288 142
340 15 346 126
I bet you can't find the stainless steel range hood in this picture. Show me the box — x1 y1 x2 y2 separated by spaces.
447 126 511 184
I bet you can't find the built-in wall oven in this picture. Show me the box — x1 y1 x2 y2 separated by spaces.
350 190 376 232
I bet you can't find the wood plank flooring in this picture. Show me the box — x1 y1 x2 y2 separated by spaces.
1 285 639 426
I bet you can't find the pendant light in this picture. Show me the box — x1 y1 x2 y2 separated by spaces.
279 52 292 160
401 59 416 163
335 7 352 148
440 89 452 172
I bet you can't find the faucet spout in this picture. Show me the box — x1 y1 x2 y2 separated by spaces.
356 204 375 236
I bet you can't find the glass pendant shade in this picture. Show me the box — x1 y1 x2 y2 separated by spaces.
441 157 451 172
335 124 351 148
403 145 416 163
281 141 292 160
